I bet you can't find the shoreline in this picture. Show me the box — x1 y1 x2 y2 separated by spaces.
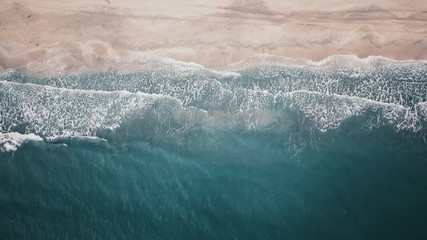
2 52 427 77
1 0 426 75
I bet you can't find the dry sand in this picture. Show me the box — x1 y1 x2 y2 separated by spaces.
0 0 426 74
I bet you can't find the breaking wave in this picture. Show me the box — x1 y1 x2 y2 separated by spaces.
1 55 427 151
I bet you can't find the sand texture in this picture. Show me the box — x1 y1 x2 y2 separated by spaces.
1 0 426 74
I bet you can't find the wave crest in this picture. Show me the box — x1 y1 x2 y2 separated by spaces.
1 55 427 151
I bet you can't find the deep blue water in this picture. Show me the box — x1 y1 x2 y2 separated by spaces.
1 57 427 239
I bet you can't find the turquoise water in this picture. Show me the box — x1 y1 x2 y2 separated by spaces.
1 57 427 239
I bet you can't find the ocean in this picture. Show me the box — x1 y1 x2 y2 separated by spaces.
0 56 427 239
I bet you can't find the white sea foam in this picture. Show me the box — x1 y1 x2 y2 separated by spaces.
282 90 415 131
45 135 107 143
0 80 182 144
0 54 426 145
0 132 43 152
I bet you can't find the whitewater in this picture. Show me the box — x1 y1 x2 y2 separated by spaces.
1 55 427 149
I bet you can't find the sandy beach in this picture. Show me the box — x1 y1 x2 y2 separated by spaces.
1 0 426 74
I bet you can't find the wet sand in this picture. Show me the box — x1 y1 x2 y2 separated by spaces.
1 0 426 75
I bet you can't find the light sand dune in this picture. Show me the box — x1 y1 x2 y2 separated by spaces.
0 0 426 75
